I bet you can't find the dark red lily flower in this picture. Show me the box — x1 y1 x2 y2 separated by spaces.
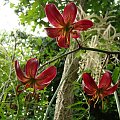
82 71 119 104
15 58 57 93
45 2 93 48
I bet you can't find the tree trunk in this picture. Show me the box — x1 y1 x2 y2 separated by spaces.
54 52 79 120
54 1 86 120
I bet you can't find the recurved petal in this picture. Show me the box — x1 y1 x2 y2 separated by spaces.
45 28 63 38
63 2 77 24
98 72 112 89
45 4 65 27
74 19 93 30
36 66 57 85
83 86 96 96
102 81 119 97
15 60 29 83
57 34 70 48
82 73 98 91
16 84 24 94
25 58 39 78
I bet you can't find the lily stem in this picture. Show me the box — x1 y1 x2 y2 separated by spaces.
39 46 120 69
75 38 81 48
114 90 120 119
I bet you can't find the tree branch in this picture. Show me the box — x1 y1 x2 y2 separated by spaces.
81 47 120 54
39 46 120 69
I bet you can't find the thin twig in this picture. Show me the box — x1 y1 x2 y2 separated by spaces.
39 46 120 69
42 77 65 120
81 47 120 54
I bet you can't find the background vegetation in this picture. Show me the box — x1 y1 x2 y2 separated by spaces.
0 0 120 120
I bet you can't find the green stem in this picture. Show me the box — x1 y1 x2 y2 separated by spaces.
42 77 65 120
114 91 120 119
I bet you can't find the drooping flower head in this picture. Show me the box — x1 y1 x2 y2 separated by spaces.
15 58 57 94
82 71 119 107
45 2 93 48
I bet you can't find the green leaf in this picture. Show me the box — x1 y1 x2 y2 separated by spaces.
35 38 42 46
10 3 15 8
67 101 85 109
75 50 83 59
106 64 114 71
112 67 120 83
0 107 6 119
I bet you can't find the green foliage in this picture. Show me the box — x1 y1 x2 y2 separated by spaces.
0 30 65 119
112 66 120 83
1 0 120 120
85 0 120 32
10 0 59 30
